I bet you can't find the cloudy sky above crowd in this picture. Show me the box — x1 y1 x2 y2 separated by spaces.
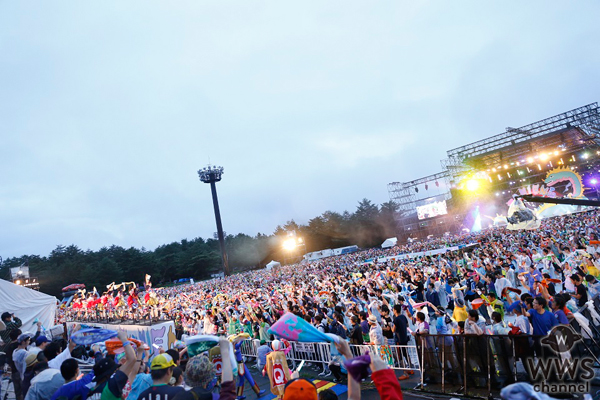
1 1 599 258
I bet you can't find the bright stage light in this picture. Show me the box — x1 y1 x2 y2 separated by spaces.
554 151 559 156
591 179 598 185
465 179 479 192
492 168 496 172
503 165 509 169
283 239 297 251
527 157 534 163
583 153 589 159
540 153 548 161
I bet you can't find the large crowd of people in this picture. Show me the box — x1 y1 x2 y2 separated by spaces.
2 208 600 399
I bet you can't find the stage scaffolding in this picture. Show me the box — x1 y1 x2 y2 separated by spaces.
388 103 600 238
442 103 600 185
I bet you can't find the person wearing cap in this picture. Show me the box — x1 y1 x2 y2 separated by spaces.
173 338 236 400
451 297 468 322
14 333 32 380
29 334 50 356
5 329 24 400
1 312 22 352
87 331 137 400
367 315 384 346
21 352 42 396
137 353 184 400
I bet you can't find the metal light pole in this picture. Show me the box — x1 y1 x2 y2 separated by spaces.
198 165 230 276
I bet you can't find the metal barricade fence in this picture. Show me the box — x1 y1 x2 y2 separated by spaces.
239 339 421 372
239 332 596 398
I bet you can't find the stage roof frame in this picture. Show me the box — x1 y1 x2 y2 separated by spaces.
446 103 600 161
389 103 600 219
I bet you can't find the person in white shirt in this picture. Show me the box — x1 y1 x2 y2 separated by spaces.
202 312 216 335
367 315 385 345
503 264 517 289
464 310 484 335
14 333 31 380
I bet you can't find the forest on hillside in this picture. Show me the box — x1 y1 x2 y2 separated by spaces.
1 199 399 296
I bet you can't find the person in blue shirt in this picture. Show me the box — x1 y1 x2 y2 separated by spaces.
524 296 559 358
550 295 569 325
525 296 558 336
51 358 94 400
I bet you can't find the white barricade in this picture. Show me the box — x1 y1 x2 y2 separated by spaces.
240 339 420 371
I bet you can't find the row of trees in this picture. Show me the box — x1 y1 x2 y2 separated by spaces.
1 199 399 296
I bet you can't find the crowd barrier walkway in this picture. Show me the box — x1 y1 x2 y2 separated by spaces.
240 326 600 398
239 339 421 372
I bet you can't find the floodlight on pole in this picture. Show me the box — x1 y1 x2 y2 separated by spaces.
283 239 296 251
198 165 230 276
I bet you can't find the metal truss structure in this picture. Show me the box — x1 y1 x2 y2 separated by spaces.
387 171 450 215
388 103 600 235
442 103 600 185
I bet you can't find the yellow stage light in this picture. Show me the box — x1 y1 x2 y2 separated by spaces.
527 157 534 163
540 153 548 161
465 179 479 192
503 165 509 169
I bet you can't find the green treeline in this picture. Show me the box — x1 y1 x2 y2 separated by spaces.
2 199 398 296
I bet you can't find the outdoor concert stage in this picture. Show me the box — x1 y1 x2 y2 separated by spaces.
389 103 600 239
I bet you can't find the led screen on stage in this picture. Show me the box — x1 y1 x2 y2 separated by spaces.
416 200 448 220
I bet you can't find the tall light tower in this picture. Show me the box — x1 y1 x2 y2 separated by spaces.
198 165 230 276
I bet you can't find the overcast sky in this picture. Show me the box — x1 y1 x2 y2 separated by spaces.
1 1 599 258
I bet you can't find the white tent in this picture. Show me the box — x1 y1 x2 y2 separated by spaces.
381 237 398 249
0 279 57 331
265 260 281 270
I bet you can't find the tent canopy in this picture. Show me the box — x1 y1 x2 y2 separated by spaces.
265 260 281 270
0 279 57 332
381 237 398 249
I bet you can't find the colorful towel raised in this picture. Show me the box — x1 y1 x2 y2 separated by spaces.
71 328 118 345
267 312 339 343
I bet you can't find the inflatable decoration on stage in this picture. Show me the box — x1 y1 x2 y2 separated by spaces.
500 167 588 228
506 197 541 231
